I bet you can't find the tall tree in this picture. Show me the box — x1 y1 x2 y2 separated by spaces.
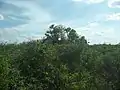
43 24 87 45
43 24 66 44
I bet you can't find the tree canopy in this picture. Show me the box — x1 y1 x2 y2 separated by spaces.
0 24 120 90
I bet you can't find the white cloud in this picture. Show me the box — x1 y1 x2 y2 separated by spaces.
108 0 120 8
1 0 53 42
72 0 104 4
0 14 4 20
86 22 99 27
70 22 118 44
55 19 119 44
8 16 25 21
85 29 117 44
9 1 52 23
0 28 20 43
0 26 43 43
106 13 120 21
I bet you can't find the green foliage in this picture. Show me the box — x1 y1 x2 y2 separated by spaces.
0 25 120 90
43 24 88 45
0 56 9 90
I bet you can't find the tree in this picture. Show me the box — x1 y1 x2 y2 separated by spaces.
43 24 66 44
43 24 88 45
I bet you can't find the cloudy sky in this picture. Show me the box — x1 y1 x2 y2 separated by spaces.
0 0 120 44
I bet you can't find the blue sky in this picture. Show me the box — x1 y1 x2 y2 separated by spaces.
0 0 120 44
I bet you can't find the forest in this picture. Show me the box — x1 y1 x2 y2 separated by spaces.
0 24 120 90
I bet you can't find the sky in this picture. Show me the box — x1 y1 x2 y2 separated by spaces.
0 0 120 44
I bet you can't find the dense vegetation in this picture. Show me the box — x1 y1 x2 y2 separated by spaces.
0 24 120 90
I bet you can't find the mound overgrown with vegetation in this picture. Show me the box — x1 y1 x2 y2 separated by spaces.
0 24 120 90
